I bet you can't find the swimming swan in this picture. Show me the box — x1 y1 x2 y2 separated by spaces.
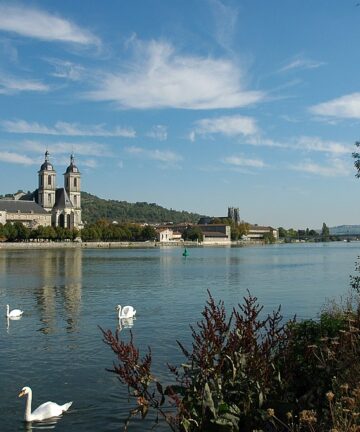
6 304 23 318
116 304 136 319
19 386 72 422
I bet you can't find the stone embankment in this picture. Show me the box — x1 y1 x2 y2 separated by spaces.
0 240 263 250
0 240 193 250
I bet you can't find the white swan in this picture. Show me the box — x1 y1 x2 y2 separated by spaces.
6 304 23 318
116 304 136 319
19 386 72 422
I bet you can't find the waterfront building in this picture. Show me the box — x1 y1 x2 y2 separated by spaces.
156 223 231 244
198 224 231 244
245 225 278 241
0 200 52 228
0 151 83 230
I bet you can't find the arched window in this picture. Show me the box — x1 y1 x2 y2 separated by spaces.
48 194 51 204
48 175 51 186
66 178 69 188
59 214 65 228
74 178 77 188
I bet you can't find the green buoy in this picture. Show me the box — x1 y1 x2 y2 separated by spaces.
182 248 189 257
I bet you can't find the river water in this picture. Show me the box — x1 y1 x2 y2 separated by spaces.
1 242 359 431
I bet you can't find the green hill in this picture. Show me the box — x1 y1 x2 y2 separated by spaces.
81 192 204 224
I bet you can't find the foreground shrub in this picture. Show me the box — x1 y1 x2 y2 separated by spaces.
102 291 360 431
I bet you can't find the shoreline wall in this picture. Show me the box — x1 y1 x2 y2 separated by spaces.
0 240 263 250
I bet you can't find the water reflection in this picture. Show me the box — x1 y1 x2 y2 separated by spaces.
31 249 82 335
22 417 61 431
117 317 135 331
6 315 22 333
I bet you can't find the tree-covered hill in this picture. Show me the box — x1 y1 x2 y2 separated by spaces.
81 192 204 224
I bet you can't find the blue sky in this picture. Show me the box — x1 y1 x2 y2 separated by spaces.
0 0 359 228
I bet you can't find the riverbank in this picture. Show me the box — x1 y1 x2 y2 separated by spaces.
0 240 262 250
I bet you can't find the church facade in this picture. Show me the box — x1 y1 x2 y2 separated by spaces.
0 151 83 230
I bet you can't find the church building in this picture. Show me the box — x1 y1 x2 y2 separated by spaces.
0 151 83 230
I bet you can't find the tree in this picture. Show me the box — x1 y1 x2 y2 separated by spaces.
182 226 203 242
321 222 330 242
353 141 360 177
13 222 30 241
278 227 287 238
4 222 18 241
237 222 250 239
141 225 157 241
263 232 276 244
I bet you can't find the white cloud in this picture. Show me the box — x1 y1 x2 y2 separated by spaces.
125 145 182 163
223 155 265 168
82 159 97 168
147 125 168 141
2 120 135 138
246 135 350 155
191 115 258 141
291 157 350 177
0 151 34 165
0 74 49 94
0 5 100 46
310 93 360 119
85 39 264 109
46 58 84 81
21 140 112 157
279 55 325 73
295 136 350 155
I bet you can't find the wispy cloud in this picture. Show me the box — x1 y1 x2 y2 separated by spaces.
0 38 18 63
291 157 350 177
0 4 100 46
2 120 136 138
125 145 182 164
21 140 112 157
246 135 350 155
0 151 34 165
295 136 350 155
0 74 49 94
147 125 168 141
81 159 97 168
45 58 84 81
222 155 265 168
85 39 264 109
310 92 360 119
209 0 238 51
190 115 258 141
279 55 325 73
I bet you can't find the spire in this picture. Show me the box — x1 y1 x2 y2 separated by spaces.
40 149 54 171
65 153 79 173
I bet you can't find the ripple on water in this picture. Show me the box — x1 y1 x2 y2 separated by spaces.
1 243 360 431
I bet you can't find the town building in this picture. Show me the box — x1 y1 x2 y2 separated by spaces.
0 151 83 230
228 207 240 225
245 225 278 241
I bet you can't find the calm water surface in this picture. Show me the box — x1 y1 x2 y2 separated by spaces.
1 242 360 431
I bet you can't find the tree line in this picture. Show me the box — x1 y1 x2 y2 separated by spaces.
0 220 158 242
277 222 334 242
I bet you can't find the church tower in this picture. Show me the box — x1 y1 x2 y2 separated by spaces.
64 154 82 228
38 150 56 211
